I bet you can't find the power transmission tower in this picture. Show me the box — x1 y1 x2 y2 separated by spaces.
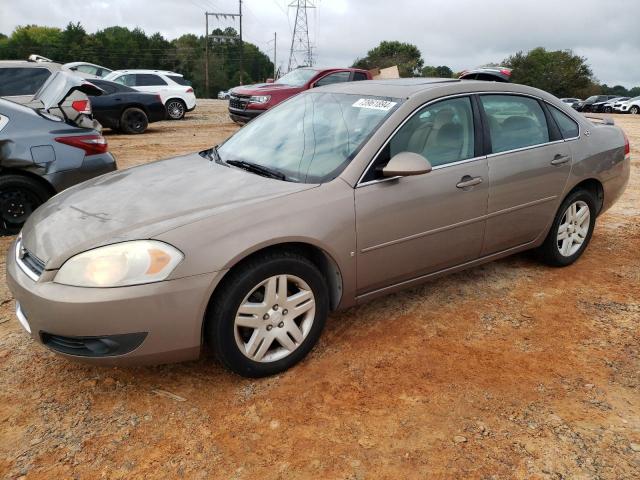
204 1 244 97
287 0 315 72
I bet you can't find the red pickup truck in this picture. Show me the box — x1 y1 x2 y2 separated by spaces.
228 67 372 124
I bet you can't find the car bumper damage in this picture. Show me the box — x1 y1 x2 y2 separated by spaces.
6 237 220 366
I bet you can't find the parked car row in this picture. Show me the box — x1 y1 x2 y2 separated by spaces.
561 95 640 114
0 56 198 132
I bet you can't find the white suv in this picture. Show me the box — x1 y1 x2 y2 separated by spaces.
103 70 196 120
614 96 640 115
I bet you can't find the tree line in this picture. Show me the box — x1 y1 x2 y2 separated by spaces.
0 23 274 97
353 41 640 99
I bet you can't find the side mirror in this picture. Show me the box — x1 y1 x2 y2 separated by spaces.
382 152 432 177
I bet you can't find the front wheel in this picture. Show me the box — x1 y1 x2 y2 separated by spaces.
631 106 639 115
206 252 329 377
166 99 186 120
536 190 596 267
0 175 52 235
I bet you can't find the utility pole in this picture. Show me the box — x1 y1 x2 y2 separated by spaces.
204 12 209 98
273 32 277 79
204 1 244 96
287 0 315 72
239 0 244 85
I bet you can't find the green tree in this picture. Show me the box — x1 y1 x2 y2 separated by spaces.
504 47 594 98
353 41 424 77
422 65 453 78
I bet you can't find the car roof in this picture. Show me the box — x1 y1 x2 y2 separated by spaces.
317 77 558 102
64 61 110 69
107 69 182 76
0 60 63 70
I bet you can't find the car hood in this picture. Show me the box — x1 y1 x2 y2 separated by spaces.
22 152 318 269
231 83 302 96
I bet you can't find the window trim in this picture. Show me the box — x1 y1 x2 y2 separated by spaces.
356 93 482 188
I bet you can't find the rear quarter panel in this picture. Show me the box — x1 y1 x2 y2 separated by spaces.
564 123 628 213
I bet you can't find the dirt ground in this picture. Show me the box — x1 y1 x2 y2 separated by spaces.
0 100 639 479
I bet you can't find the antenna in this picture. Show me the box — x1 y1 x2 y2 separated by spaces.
287 0 315 72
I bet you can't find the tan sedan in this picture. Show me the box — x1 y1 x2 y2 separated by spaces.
7 79 630 377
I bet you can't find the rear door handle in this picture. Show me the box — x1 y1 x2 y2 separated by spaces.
551 154 571 166
456 176 483 189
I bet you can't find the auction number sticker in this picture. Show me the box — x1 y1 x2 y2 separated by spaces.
352 98 397 111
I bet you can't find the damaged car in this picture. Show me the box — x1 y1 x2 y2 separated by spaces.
0 72 116 234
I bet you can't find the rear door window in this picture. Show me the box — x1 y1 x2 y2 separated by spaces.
315 71 351 87
480 95 550 153
549 106 579 139
135 74 167 86
0 67 52 96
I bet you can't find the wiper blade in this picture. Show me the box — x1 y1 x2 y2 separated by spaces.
226 160 287 181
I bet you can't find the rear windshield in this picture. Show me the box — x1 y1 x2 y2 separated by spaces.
167 75 191 86
0 67 52 96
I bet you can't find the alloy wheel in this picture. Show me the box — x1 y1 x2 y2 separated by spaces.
557 200 591 257
631 106 639 115
167 101 185 119
234 274 315 363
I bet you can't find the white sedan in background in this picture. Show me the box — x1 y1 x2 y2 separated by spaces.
613 96 640 115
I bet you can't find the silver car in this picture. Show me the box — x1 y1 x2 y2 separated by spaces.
7 79 630 377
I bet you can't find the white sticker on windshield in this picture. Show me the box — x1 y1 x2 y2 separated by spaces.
352 98 397 111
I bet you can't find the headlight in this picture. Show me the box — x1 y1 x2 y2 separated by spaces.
249 95 271 104
54 240 183 287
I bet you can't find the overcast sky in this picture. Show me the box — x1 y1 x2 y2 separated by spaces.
1 0 639 87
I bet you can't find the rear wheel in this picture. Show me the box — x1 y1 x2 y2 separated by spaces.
536 189 596 267
0 175 52 235
604 106 612 113
206 251 329 378
119 107 148 134
631 106 639 115
166 99 186 120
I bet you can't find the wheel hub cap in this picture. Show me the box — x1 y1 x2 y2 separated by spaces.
557 200 590 257
234 274 315 363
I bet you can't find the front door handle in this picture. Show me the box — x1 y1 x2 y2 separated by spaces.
456 175 483 189
551 154 571 166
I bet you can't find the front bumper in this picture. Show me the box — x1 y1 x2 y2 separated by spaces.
44 152 117 192
6 240 221 366
228 107 263 124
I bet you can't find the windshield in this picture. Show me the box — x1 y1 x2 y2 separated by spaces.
275 68 318 87
217 92 401 183
586 96 598 102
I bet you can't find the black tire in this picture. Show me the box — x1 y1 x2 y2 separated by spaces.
536 189 597 267
584 105 591 113
206 251 329 378
0 175 52 236
119 107 148 134
604 106 612 113
631 106 640 115
166 99 186 120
